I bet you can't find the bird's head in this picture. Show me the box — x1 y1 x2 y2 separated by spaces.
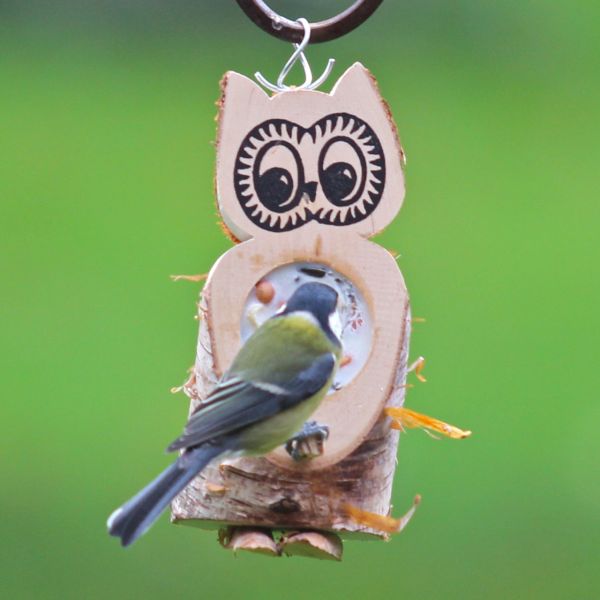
281 282 342 345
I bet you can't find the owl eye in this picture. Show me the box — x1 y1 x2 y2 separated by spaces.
318 137 366 206
254 142 303 213
314 113 385 226
234 119 311 232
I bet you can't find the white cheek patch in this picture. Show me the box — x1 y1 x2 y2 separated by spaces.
241 262 373 393
329 311 343 340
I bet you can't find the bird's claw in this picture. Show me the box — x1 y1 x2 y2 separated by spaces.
285 421 329 462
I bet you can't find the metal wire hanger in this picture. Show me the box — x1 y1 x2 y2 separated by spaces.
254 18 336 93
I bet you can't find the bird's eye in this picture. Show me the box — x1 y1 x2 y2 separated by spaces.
318 138 366 207
253 141 303 213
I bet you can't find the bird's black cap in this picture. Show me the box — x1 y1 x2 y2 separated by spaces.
281 282 341 346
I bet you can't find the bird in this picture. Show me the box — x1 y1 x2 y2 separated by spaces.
107 281 342 547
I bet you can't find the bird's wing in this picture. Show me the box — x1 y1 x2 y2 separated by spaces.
166 352 336 452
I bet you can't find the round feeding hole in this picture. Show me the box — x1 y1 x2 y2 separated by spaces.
241 262 373 391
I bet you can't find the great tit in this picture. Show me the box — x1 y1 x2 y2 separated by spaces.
108 281 341 546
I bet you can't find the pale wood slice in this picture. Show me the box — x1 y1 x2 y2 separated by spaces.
216 63 405 242
280 531 343 561
221 528 280 557
203 228 408 470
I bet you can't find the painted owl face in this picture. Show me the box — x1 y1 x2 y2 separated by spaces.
216 63 404 241
234 113 385 232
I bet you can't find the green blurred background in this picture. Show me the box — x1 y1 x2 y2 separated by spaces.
1 1 599 598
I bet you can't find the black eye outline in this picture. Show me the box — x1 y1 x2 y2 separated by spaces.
313 113 386 227
234 119 313 233
252 140 304 214
318 136 367 207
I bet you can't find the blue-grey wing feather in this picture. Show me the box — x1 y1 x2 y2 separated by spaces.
166 353 335 452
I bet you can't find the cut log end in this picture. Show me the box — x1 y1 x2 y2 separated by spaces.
280 531 343 561
220 528 280 557
218 527 343 560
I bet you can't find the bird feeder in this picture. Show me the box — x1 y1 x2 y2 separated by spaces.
171 62 414 560
168 2 470 560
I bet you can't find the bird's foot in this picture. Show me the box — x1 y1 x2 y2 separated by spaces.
285 421 329 461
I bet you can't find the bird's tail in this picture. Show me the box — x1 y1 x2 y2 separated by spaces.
107 445 222 547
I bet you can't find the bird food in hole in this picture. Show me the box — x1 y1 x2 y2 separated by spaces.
241 262 373 391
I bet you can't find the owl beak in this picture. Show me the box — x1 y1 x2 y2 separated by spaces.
301 181 318 203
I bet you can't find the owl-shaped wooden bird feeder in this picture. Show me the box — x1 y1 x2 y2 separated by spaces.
170 63 407 556
169 5 471 561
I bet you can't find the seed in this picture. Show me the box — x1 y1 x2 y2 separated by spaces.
255 280 275 304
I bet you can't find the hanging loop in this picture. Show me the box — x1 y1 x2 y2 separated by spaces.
236 0 384 44
254 18 336 93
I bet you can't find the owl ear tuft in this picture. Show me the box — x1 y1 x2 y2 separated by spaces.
216 72 270 242
220 71 269 109
331 62 379 99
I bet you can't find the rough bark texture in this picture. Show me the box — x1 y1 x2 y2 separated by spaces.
171 289 411 539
